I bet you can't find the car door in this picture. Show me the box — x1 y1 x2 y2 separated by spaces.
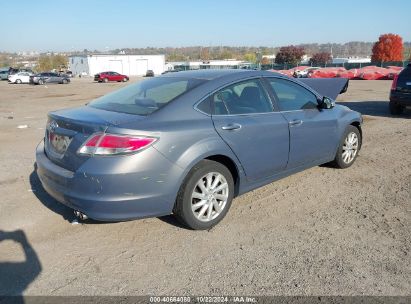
211 78 289 181
111 72 119 81
43 73 53 83
21 72 29 83
51 73 61 83
266 77 338 169
108 72 115 81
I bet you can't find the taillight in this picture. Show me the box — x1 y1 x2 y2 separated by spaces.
78 133 157 156
391 74 399 90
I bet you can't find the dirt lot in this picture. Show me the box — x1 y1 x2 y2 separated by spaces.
0 78 410 296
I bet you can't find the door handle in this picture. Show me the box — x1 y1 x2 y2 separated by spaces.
289 119 303 126
221 123 242 131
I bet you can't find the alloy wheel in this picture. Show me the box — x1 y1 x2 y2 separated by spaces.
191 172 229 222
342 132 359 164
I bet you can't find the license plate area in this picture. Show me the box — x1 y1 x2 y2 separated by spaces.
46 131 72 158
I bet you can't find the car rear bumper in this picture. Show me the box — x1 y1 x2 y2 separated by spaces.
390 91 411 106
35 141 183 221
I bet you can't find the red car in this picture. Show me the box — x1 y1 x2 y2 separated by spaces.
94 71 129 83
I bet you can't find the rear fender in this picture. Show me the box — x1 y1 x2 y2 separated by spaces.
155 136 246 196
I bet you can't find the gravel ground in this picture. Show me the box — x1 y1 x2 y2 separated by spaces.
0 78 410 296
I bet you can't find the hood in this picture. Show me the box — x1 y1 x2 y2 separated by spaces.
299 78 349 100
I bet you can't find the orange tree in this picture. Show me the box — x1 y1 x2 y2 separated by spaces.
371 34 403 62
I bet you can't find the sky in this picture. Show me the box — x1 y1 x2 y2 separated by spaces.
1 0 410 52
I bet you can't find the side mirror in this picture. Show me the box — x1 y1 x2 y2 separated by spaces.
320 96 335 109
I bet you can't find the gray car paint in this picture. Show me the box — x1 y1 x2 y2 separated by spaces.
36 70 362 221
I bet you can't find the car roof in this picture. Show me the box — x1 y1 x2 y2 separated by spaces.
159 69 283 80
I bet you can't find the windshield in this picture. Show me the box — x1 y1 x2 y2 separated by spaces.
89 77 206 115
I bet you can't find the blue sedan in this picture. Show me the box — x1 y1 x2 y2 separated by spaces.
36 70 362 229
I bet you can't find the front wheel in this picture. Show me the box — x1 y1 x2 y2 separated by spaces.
174 160 234 230
62 79 68 84
16 79 22 84
332 125 361 169
38 79 44 85
103 78 108 83
123 77 128 82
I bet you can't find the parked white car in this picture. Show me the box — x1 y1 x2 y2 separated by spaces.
8 72 33 84
294 67 320 78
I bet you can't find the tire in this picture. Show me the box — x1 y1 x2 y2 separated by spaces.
123 77 128 82
174 160 234 230
16 79 22 84
389 102 404 115
38 79 44 85
332 125 361 169
103 78 108 83
62 79 68 84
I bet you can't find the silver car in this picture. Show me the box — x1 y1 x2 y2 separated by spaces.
36 70 362 229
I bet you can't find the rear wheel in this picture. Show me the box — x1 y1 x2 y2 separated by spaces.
332 125 361 169
389 102 404 115
174 160 234 230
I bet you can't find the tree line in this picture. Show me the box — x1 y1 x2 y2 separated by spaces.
1 36 410 70
109 40 410 62
273 34 410 66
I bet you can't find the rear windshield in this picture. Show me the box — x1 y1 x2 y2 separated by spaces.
89 77 206 115
398 66 411 85
399 67 411 78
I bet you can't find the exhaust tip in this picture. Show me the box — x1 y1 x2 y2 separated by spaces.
74 210 88 220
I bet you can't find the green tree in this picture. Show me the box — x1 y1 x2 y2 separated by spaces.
167 53 187 61
37 55 68 71
0 54 12 68
37 56 53 71
220 50 233 60
52 55 68 69
243 53 256 63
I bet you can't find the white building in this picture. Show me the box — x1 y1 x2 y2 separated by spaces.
168 59 251 70
69 54 165 76
332 57 372 64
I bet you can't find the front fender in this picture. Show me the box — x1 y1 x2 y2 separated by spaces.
334 105 363 151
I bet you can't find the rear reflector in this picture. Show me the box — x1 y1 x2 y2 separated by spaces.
78 133 157 156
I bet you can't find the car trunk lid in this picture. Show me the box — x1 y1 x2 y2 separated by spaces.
45 106 144 171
